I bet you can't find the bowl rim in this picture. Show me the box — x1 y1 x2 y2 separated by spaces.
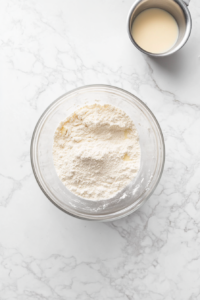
30 84 165 221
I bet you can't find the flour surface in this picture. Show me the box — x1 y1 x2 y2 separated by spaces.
53 104 140 200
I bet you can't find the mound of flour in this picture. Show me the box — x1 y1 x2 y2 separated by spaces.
53 104 140 200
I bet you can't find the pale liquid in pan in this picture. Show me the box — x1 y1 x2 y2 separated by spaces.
131 8 179 54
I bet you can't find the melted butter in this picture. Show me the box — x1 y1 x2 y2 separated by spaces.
124 129 130 139
123 154 132 161
131 8 179 54
60 126 67 135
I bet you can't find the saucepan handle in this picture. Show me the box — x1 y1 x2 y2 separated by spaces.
183 0 190 5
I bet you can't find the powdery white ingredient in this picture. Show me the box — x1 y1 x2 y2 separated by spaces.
53 104 140 200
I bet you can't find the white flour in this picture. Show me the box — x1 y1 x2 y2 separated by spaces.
53 104 140 200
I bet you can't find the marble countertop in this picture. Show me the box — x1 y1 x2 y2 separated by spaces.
0 0 200 299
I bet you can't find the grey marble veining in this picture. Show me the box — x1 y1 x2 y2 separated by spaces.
0 0 200 299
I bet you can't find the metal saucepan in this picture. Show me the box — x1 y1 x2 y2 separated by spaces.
127 0 192 57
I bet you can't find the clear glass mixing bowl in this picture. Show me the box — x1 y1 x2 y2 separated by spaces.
31 85 165 221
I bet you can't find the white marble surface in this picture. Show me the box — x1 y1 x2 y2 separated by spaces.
0 0 200 299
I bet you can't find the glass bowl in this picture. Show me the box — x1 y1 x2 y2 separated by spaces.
31 85 165 221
